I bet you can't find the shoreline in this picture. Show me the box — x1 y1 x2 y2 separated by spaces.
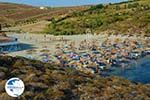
0 33 150 84
103 55 150 84
2 33 150 75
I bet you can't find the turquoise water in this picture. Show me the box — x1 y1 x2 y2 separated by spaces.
0 43 34 52
106 56 150 84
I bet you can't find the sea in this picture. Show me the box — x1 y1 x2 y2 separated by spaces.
105 56 150 84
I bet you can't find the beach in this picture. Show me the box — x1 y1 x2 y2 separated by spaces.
6 33 107 56
4 33 149 74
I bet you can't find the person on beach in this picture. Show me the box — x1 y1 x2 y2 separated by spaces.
19 33 149 74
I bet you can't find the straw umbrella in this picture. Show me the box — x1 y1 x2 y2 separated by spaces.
40 49 50 53
26 49 37 56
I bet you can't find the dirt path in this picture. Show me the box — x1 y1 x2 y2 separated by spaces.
6 21 51 33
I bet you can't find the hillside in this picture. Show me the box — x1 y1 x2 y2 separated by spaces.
1 0 150 34
0 2 89 28
45 0 150 36
0 56 150 99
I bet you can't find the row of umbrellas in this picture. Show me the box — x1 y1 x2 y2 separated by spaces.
23 36 150 74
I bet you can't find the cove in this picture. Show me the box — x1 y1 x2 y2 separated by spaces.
103 56 150 84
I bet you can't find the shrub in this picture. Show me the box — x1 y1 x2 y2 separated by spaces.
72 12 84 17
90 4 104 10
115 5 121 10
128 3 139 8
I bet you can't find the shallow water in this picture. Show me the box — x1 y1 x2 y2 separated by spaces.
1 43 34 52
106 56 150 84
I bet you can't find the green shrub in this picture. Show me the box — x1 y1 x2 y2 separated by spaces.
128 3 139 8
115 5 121 10
90 4 104 10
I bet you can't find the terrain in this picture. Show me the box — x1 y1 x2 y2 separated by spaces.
45 0 150 36
0 1 150 100
0 2 89 33
1 0 150 35
0 56 150 100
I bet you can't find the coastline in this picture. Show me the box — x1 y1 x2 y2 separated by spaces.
2 33 150 84
104 55 150 84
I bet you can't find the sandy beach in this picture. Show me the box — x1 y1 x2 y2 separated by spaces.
6 33 107 56
4 33 149 74
7 33 149 56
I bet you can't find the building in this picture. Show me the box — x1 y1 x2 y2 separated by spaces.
40 6 47 10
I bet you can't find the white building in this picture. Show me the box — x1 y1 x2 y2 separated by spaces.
40 6 47 10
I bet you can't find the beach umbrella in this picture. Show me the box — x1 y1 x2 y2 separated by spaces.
39 53 49 57
40 49 50 53
68 60 77 65
42 57 50 62
87 62 97 67
111 49 117 54
25 55 35 60
92 50 100 54
26 49 36 54
37 56 42 60
76 62 83 70
82 63 89 68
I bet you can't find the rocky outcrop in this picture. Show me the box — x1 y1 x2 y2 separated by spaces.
0 56 150 100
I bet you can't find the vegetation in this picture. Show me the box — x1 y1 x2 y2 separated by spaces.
45 0 150 36
0 2 89 27
1 0 149 35
0 56 150 99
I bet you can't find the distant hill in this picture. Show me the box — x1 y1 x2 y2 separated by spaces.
0 2 89 27
45 0 150 36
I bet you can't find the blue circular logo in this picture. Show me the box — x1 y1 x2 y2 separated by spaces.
5 78 25 97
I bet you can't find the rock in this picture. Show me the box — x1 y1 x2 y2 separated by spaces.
0 56 150 99
0 72 5 79
0 93 15 100
0 80 6 92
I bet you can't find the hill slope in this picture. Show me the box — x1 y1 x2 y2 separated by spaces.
0 2 89 27
45 0 150 36
0 56 150 99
